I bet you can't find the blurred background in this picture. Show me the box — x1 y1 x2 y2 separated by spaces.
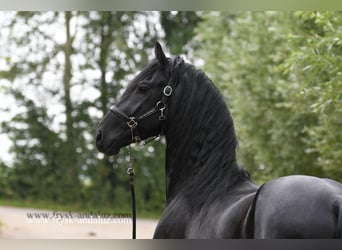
0 11 342 235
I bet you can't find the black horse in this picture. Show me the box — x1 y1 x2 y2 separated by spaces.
96 42 342 238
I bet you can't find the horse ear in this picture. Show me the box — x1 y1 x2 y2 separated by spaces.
154 41 168 66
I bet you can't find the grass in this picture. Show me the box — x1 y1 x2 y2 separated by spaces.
0 199 160 220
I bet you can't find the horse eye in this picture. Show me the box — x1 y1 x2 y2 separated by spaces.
137 81 151 92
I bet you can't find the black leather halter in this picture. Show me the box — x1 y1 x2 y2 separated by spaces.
108 56 183 143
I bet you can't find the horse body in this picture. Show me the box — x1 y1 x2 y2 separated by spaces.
95 42 342 238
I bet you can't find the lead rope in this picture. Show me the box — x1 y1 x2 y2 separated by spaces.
127 128 136 239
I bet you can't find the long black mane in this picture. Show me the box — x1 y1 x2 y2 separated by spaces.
165 60 251 207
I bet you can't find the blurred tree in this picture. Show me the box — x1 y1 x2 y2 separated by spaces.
62 11 82 200
282 11 342 180
1 11 83 203
160 11 202 57
195 11 342 183
2 93 66 201
0 11 169 215
0 161 11 197
78 11 165 212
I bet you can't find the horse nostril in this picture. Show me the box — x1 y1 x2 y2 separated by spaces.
96 129 103 143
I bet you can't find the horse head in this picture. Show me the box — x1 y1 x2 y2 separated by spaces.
96 42 179 155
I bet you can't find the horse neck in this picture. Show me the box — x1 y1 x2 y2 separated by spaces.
164 66 248 205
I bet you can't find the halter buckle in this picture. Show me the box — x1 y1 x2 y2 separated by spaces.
163 85 173 97
127 117 138 129
156 101 166 120
159 111 166 121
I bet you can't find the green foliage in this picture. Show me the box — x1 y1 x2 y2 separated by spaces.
160 11 202 56
0 162 11 197
195 11 342 183
283 12 342 179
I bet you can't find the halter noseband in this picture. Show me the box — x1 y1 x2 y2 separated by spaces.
108 56 182 143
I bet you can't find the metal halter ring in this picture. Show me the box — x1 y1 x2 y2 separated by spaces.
127 167 135 176
127 117 138 129
156 101 166 110
163 85 173 97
